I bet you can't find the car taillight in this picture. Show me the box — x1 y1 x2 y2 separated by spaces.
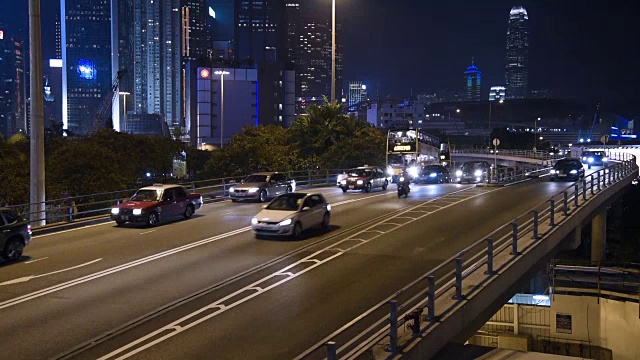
27 224 32 234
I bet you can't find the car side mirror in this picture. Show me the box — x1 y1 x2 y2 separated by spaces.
302 207 311 211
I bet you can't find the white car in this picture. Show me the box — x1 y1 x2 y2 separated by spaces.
251 192 331 238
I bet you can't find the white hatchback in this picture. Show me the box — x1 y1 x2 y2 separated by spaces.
251 192 331 238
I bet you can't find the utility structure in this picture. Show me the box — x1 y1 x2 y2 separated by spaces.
92 70 127 133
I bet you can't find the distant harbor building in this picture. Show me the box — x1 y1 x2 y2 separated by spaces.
505 6 529 99
366 100 425 129
464 59 482 101
489 86 506 101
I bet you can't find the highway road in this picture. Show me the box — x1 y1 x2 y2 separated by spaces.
0 171 600 359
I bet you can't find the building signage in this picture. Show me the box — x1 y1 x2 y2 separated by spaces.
556 313 572 334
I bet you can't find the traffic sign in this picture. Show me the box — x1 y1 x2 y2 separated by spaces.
492 138 501 147
600 135 609 145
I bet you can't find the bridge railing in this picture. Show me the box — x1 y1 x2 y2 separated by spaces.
453 148 561 160
296 153 638 360
8 169 347 228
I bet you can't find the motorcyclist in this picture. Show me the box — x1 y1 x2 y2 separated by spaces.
397 169 411 197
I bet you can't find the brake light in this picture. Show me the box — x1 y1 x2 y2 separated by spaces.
27 224 32 234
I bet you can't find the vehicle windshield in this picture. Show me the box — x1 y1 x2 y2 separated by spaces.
584 151 605 156
462 162 485 170
130 189 161 202
347 168 372 177
266 193 307 211
556 160 582 168
243 175 268 183
422 165 442 172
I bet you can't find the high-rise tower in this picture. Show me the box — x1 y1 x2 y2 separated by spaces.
505 5 529 99
464 58 481 101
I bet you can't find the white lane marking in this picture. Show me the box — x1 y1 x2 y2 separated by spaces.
24 257 49 264
0 259 103 286
0 190 405 309
139 230 156 235
99 187 496 360
34 222 111 238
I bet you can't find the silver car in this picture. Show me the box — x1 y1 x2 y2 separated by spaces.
229 172 296 202
251 192 330 238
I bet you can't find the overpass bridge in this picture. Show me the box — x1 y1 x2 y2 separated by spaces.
0 151 636 360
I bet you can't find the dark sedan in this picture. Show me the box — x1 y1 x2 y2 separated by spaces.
414 165 451 184
550 158 585 181
581 150 608 169
0 208 32 261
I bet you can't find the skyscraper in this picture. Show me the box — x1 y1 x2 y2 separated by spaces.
61 0 119 134
348 81 367 109
133 0 182 129
118 0 134 121
0 26 26 138
505 5 529 99
234 0 287 65
464 58 481 101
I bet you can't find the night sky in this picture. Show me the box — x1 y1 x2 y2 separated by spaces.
3 0 640 110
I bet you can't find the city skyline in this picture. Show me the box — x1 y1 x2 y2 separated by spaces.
2 1 640 110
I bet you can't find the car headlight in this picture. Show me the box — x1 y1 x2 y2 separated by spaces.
357 180 363 185
603 157 609 162
111 208 120 215
229 186 235 193
248 187 260 193
474 170 482 177
133 209 142 215
550 170 557 174
455 170 462 177
387 167 394 176
429 173 437 177
570 170 578 174
251 217 258 225
340 180 347 185
278 219 292 226
408 167 419 177
399 176 405 182
326 204 331 211
549 152 555 155
588 157 594 163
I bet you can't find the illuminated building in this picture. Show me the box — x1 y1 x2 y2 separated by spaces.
489 86 506 101
0 27 26 138
348 81 367 109
464 58 482 101
61 0 119 134
505 5 529 99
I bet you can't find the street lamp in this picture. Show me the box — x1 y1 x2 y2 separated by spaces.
331 0 336 103
215 70 230 149
119 91 130 132
534 117 541 150
488 99 503 147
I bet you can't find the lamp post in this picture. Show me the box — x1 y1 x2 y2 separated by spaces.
534 117 541 150
119 91 130 132
488 100 503 147
331 0 336 103
215 70 230 148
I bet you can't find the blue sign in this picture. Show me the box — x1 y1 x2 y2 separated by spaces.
77 59 96 80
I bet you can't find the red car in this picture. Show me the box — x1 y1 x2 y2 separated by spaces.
111 184 203 226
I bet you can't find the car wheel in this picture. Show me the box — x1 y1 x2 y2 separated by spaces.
259 190 267 203
286 186 292 193
183 205 194 219
321 212 330 229
364 183 372 193
115 219 126 226
341 188 347 193
2 238 24 262
147 211 159 227
291 222 302 239
382 180 388 190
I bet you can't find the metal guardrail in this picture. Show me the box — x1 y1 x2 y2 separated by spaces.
453 148 562 160
8 169 348 228
297 153 638 359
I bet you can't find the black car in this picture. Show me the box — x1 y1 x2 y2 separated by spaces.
0 208 32 261
581 150 608 169
414 165 451 184
550 158 585 181
456 161 490 183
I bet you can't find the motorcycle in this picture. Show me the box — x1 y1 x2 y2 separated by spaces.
397 175 411 198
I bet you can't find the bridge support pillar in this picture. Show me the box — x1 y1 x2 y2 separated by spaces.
563 224 582 251
590 210 607 262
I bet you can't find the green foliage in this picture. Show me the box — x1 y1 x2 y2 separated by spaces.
0 136 29 205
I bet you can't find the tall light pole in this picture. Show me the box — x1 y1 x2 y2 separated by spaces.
488 99 503 148
29 0 45 225
534 117 540 150
215 70 230 148
119 92 130 132
331 0 336 103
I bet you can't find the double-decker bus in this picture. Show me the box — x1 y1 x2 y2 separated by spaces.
386 128 440 181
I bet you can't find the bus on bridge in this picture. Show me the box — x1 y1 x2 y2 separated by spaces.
386 128 440 182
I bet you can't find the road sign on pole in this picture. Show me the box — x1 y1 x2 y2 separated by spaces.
600 135 609 145
492 138 501 147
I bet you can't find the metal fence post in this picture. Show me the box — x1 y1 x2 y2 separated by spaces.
326 341 337 360
388 300 398 354
574 184 579 207
582 180 587 201
453 258 464 300
597 172 601 191
549 199 555 227
426 275 436 322
511 222 519 255
308 170 312 187
485 239 494 275
116 191 121 205
563 191 569 216
532 211 539 240
590 176 595 196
